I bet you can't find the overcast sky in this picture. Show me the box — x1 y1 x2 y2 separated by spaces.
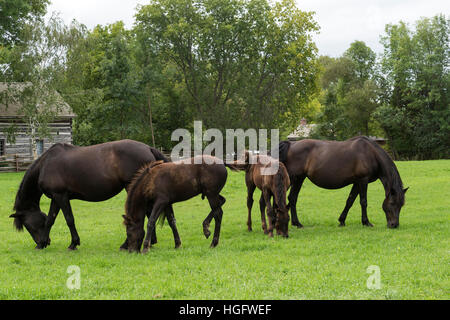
46 0 449 57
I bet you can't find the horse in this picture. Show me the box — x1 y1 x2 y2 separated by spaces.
9 139 169 250
226 151 290 238
275 136 408 229
122 155 228 253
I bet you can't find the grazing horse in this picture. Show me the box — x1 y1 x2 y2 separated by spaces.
123 155 228 253
10 139 169 250
227 152 290 237
275 136 408 229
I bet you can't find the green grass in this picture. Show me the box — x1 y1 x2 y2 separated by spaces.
0 160 449 300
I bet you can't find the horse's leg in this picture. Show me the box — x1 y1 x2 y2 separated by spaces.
166 205 181 249
246 183 256 231
359 182 373 227
259 194 268 234
54 194 80 250
338 184 359 226
146 203 157 245
263 190 275 237
288 176 305 228
37 199 60 249
206 194 225 248
142 200 166 253
202 195 226 239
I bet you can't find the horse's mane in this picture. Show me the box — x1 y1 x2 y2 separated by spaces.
12 143 68 211
359 136 404 198
124 160 164 225
12 143 70 230
13 156 41 211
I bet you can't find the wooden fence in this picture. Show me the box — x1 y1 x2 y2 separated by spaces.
0 154 34 172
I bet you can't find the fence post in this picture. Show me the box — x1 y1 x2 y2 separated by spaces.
15 154 19 172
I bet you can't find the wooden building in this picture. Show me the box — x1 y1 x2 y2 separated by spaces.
0 83 75 160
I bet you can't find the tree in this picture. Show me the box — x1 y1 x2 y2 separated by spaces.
134 0 320 134
0 0 49 46
344 40 376 82
312 42 380 140
1 14 73 159
377 14 449 159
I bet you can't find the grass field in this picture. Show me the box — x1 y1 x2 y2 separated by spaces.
0 160 448 300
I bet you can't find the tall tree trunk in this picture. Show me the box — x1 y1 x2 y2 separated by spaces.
147 89 155 147
30 121 38 160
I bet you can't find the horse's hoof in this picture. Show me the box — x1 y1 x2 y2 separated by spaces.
67 247 78 251
142 248 149 254
174 244 181 249
363 222 374 227
339 222 345 227
210 242 218 248
203 228 211 239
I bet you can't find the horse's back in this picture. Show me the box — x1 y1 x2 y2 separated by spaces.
287 137 381 189
37 140 155 201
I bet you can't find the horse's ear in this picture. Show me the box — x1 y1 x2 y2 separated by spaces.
403 187 409 194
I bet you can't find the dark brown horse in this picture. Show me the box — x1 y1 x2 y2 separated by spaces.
10 139 168 250
227 152 290 237
123 155 228 253
276 136 408 229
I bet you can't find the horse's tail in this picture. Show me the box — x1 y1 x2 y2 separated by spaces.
224 162 247 172
274 163 289 212
271 140 291 164
149 147 170 163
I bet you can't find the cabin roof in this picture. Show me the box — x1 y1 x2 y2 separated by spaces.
0 82 75 119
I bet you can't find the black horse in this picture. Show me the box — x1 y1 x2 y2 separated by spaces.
10 139 168 250
123 156 228 253
276 136 408 229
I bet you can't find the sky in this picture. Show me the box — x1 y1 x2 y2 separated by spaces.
46 0 449 57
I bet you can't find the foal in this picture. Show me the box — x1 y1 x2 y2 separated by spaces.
123 156 228 253
227 152 290 237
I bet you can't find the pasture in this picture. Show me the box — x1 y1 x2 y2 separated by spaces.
0 160 448 300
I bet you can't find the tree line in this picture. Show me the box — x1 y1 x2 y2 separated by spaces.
0 0 448 159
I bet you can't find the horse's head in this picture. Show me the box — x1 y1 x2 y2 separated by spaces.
122 215 145 253
275 207 289 238
10 209 47 245
382 187 408 228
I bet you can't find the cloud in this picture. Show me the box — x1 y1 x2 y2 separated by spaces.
47 0 449 57
297 0 449 56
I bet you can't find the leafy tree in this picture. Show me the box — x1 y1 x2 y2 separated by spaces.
134 0 320 134
0 0 49 46
312 42 380 140
1 14 73 158
344 40 376 82
377 14 449 159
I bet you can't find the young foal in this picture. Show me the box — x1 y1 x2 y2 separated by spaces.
227 152 290 238
123 156 228 253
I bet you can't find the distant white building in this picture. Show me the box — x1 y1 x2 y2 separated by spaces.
287 118 316 141
0 83 75 158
